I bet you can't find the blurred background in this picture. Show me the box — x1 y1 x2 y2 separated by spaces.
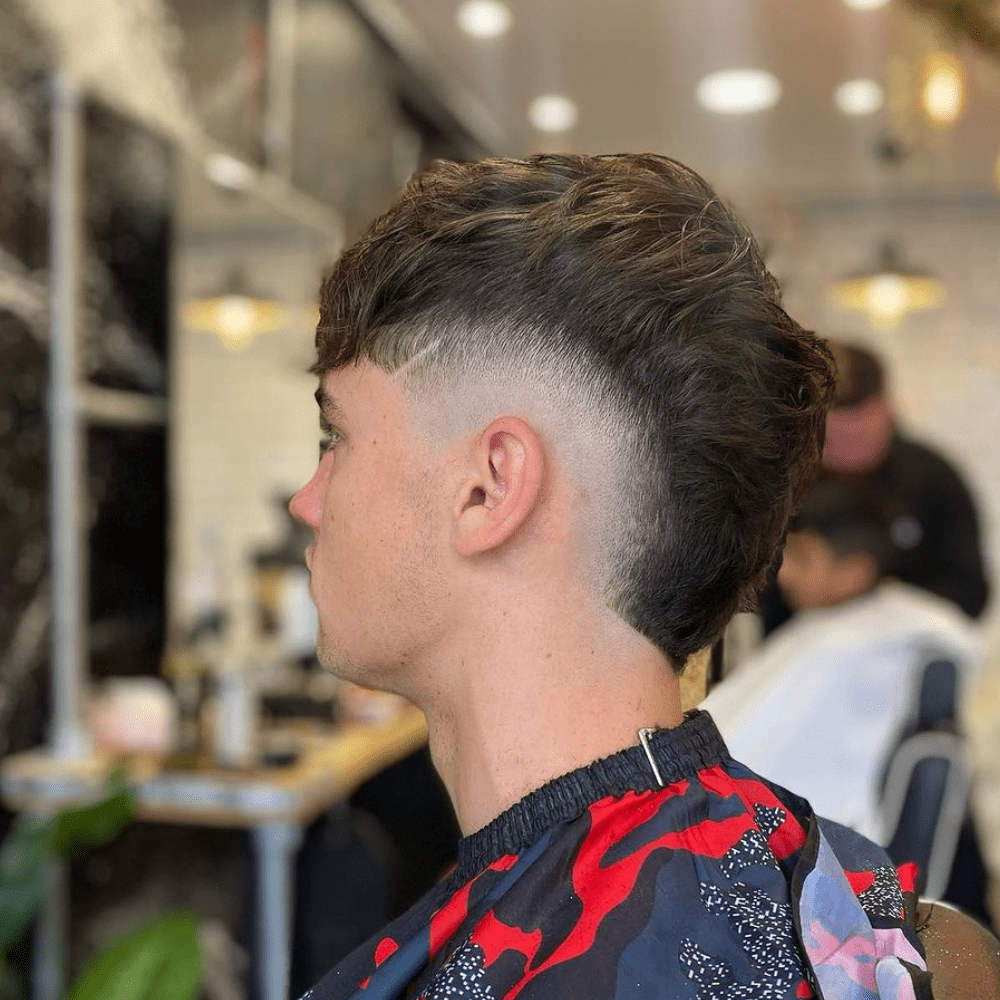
0 0 998 997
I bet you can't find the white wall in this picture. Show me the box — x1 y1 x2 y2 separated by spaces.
171 238 327 658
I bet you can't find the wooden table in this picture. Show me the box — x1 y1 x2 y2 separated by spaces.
1 706 428 1000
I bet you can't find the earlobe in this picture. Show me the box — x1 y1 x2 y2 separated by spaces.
454 417 544 557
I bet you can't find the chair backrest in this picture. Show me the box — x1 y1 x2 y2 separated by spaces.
880 730 971 899
915 656 959 731
876 652 961 801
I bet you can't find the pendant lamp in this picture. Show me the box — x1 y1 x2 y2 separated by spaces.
828 242 945 330
182 273 286 351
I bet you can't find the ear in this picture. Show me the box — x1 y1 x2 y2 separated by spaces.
453 416 544 558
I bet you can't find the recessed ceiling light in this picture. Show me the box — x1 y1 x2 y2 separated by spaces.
529 94 578 133
842 0 889 9
696 69 781 115
456 0 511 39
835 78 884 116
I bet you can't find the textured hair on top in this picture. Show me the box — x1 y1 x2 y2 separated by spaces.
313 153 835 670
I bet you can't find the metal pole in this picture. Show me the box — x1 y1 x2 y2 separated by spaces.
252 822 303 1000
31 855 67 1000
265 0 297 179
47 71 90 760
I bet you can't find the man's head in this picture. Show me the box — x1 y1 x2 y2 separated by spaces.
823 340 895 473
299 153 834 673
778 479 898 611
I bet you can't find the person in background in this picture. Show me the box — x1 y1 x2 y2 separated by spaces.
291 153 947 999
759 340 990 634
704 478 981 843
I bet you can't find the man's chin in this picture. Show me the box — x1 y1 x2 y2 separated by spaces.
314 641 362 683
314 633 418 702
315 639 391 692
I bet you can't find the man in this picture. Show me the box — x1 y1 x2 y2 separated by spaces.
760 341 989 633
704 479 980 842
824 341 989 620
291 154 934 999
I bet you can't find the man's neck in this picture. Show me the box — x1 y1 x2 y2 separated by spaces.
419 623 684 836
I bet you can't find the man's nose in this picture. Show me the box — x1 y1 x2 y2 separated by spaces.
289 474 320 528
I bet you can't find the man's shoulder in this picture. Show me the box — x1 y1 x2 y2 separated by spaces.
873 581 981 659
768 582 977 664
300 761 934 999
702 591 910 731
885 433 972 489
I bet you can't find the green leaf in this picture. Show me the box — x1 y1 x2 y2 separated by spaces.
67 911 201 1000
0 879 44 959
51 788 137 859
0 814 55 882
0 815 55 954
1 772 138 966
144 916 203 1000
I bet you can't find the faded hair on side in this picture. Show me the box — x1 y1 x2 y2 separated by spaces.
313 153 835 670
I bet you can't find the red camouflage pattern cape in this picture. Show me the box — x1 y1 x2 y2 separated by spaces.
300 711 933 1000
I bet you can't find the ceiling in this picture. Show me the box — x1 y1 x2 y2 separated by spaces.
379 0 1000 210
17 0 999 224
14 0 998 319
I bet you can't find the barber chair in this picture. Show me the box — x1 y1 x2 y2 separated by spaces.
880 730 971 900
879 654 961 897
913 656 959 731
878 652 991 925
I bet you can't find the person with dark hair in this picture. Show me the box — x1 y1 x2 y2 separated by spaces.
826 341 989 619
761 340 989 632
290 154 938 999
705 478 980 842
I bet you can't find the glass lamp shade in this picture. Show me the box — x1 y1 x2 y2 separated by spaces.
828 243 945 330
182 290 286 351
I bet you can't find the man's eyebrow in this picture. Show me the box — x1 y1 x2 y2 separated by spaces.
314 387 347 427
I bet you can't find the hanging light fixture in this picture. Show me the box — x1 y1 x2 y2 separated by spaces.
182 273 287 351
919 50 965 126
828 242 946 330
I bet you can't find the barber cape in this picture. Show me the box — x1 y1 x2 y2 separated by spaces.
704 581 981 841
300 712 933 1000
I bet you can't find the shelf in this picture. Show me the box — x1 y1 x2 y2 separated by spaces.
79 385 168 428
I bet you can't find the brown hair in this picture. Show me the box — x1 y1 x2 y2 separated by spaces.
313 153 835 669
